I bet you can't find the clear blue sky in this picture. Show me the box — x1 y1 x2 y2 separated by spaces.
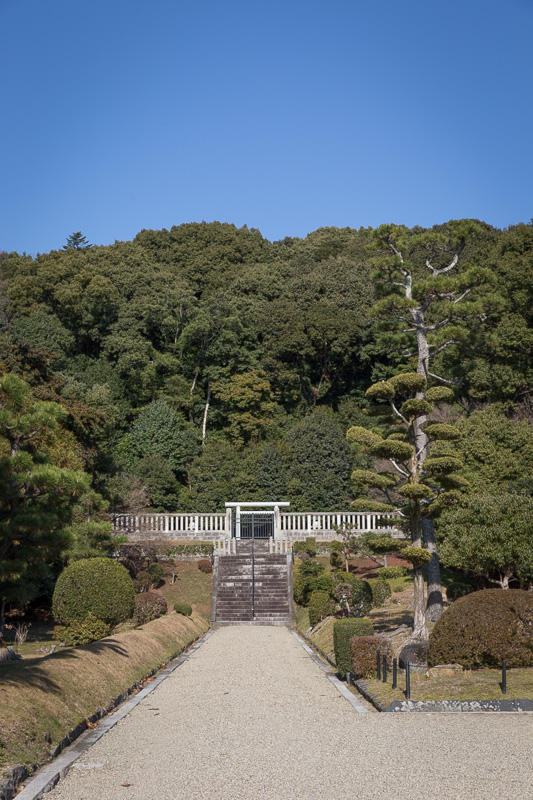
1 0 532 255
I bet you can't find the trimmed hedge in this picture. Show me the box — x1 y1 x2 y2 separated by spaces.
333 618 374 677
367 578 392 608
428 589 533 669
308 591 335 627
174 602 193 616
351 635 393 679
134 592 168 625
198 559 213 574
52 558 135 628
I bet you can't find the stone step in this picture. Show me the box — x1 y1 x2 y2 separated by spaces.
215 548 291 624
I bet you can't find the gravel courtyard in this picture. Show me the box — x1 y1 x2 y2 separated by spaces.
45 626 532 800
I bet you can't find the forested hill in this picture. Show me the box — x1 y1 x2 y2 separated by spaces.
1 220 532 514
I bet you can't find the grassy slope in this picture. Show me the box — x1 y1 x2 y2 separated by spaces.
0 561 213 774
0 611 208 772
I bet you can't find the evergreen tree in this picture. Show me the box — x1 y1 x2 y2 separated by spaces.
0 374 90 628
284 409 358 511
63 231 92 250
368 220 495 620
347 372 465 640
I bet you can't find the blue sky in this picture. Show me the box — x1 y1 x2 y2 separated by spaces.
1 0 532 255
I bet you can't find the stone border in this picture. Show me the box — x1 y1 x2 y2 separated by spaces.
349 678 533 713
350 677 387 711
386 699 533 712
290 630 370 713
2 630 214 800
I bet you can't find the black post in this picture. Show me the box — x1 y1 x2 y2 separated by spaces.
405 661 411 700
382 654 387 683
392 658 397 689
377 650 381 680
502 660 507 694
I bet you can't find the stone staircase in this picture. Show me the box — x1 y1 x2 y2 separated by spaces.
214 540 293 625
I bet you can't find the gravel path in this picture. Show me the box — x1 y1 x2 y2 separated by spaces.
45 626 533 800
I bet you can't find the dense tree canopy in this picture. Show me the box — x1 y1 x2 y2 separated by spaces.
0 218 530 525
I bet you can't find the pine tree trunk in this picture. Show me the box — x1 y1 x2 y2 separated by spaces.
412 566 429 640
414 319 444 621
423 519 444 621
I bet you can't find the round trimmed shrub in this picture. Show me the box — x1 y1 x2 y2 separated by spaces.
198 559 213 574
333 573 372 616
428 589 533 669
309 572 335 597
446 581 475 602
367 578 392 608
308 591 335 627
54 613 111 646
174 601 192 616
52 558 135 628
134 571 152 593
134 592 168 625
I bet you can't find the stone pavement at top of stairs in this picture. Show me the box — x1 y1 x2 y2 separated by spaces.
41 626 532 800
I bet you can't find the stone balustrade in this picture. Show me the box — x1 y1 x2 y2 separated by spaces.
113 510 401 542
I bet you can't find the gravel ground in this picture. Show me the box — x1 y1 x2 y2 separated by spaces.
45 626 533 800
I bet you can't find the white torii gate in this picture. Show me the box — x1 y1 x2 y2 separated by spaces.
224 501 290 539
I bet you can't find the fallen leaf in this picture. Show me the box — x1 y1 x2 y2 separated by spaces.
121 782 134 787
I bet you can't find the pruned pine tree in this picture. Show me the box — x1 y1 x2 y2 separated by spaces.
369 220 495 620
0 374 90 629
347 372 466 641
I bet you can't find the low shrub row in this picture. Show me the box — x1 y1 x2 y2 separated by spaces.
333 618 374 677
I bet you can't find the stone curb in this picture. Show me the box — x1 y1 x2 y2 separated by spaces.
350 677 387 711
386 698 533 712
350 679 533 713
12 629 215 800
290 629 370 713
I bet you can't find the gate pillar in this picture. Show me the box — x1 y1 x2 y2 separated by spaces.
235 505 241 539
274 504 281 539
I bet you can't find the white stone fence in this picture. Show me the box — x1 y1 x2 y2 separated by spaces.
113 511 401 542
